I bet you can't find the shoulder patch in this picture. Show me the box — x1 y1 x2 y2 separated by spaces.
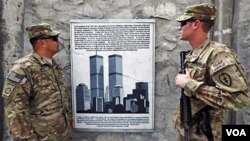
3 82 16 97
7 72 24 83
219 73 232 86
211 59 234 73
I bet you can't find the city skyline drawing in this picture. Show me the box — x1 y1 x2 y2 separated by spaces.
75 54 150 113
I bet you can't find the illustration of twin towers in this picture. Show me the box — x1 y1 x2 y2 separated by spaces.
76 54 150 113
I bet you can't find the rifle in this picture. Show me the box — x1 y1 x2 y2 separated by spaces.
179 51 191 141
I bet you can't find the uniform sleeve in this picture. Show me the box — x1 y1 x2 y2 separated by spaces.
184 51 250 110
2 65 38 141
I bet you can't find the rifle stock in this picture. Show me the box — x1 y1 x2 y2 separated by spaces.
180 51 191 141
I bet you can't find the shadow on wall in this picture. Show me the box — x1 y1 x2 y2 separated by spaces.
0 0 6 140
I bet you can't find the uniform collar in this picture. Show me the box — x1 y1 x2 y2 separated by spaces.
187 39 211 62
192 39 210 55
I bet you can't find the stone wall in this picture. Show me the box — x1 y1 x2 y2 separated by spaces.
1 0 250 141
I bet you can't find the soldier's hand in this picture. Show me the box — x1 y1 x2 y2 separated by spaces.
175 68 191 88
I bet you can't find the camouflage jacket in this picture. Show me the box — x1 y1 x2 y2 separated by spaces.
2 51 72 141
174 39 250 140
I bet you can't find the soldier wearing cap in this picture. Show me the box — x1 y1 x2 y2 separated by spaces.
174 3 250 141
2 23 72 141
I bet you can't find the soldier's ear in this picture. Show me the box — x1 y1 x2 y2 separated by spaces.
192 20 201 30
36 39 47 48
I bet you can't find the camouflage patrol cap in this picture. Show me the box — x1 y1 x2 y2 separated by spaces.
176 3 217 22
26 23 60 39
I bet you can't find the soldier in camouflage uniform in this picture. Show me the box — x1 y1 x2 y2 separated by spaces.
2 23 72 141
174 3 250 141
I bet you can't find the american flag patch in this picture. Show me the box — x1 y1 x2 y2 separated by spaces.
7 72 24 83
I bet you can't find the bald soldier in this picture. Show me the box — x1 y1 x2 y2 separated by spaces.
2 23 72 141
174 3 250 141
